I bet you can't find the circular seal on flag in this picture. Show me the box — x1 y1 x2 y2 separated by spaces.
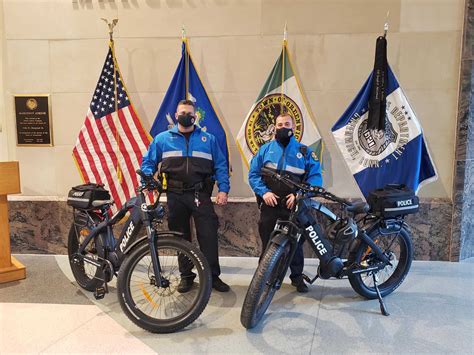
245 94 304 155
26 98 38 111
202 136 207 142
343 99 411 169
358 117 398 157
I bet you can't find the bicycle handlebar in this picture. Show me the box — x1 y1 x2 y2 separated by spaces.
136 169 163 192
260 167 350 206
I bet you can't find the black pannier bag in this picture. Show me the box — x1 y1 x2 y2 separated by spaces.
367 184 419 218
67 183 111 210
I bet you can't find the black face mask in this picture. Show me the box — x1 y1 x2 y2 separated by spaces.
275 127 293 146
177 113 195 127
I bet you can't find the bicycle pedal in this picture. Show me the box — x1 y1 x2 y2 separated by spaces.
94 286 106 300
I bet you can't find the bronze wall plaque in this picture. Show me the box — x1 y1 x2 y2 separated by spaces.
14 95 53 146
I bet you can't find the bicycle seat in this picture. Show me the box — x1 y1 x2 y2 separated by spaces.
345 201 370 214
91 199 114 208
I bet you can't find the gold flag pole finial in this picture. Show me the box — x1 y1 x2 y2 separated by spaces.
383 11 389 38
283 21 288 44
101 18 118 41
182 24 187 40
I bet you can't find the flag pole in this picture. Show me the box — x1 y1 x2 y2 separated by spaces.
383 11 389 38
281 22 287 112
102 18 122 183
182 25 189 100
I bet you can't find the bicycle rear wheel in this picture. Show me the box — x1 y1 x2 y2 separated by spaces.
67 211 104 292
117 236 212 333
348 226 413 299
240 238 291 329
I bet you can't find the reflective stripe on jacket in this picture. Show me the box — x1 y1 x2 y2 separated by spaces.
141 126 230 193
248 137 322 197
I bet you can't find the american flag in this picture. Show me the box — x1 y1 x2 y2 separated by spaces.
73 45 151 210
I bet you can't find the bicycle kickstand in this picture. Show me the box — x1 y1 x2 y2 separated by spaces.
372 273 390 316
302 273 319 285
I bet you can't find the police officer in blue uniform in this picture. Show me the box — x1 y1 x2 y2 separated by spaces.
141 99 231 293
248 112 322 292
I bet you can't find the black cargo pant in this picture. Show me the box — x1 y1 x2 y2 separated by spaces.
258 203 305 281
167 191 221 278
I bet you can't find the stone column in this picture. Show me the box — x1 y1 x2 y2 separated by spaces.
0 0 8 161
451 0 473 261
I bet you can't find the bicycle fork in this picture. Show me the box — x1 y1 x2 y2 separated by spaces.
276 240 299 290
146 225 169 288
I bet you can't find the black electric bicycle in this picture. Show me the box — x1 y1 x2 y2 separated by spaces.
241 168 414 329
67 170 212 333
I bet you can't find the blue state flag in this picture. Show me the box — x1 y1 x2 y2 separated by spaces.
150 40 230 171
331 66 437 197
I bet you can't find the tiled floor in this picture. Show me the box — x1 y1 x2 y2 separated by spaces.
0 255 473 354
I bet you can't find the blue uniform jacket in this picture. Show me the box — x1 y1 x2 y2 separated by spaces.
141 126 230 193
248 137 322 197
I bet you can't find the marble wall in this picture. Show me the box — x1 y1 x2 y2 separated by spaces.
451 0 474 261
9 199 452 261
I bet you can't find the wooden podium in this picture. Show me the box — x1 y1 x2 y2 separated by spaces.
0 161 26 283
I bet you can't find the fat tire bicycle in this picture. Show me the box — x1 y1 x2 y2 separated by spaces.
67 170 212 333
241 168 413 329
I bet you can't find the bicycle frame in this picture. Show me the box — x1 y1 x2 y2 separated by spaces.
267 191 393 283
73 187 181 287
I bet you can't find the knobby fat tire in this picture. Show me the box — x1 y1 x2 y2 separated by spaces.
241 241 290 329
67 221 104 292
117 237 212 333
348 227 413 299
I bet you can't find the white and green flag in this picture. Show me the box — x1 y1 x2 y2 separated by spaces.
236 40 323 167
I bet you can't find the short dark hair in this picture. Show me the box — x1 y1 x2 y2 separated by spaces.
276 111 292 120
177 99 196 111
275 111 294 126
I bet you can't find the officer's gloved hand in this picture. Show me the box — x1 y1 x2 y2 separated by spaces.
140 174 153 187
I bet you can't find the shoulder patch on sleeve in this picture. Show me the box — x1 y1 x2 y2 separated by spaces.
311 151 319 161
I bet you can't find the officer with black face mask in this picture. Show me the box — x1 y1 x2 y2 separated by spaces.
141 99 231 293
248 112 322 292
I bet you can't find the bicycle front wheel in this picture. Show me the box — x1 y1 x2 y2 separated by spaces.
117 236 212 333
240 239 291 329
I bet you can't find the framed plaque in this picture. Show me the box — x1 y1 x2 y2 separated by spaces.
14 94 53 146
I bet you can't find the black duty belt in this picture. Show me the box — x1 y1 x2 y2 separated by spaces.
167 178 214 207
167 180 204 192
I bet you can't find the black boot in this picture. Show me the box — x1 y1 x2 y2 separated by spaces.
177 273 196 293
212 276 230 292
291 277 309 293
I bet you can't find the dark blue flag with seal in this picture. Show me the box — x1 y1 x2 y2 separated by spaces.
150 39 231 172
331 36 437 197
